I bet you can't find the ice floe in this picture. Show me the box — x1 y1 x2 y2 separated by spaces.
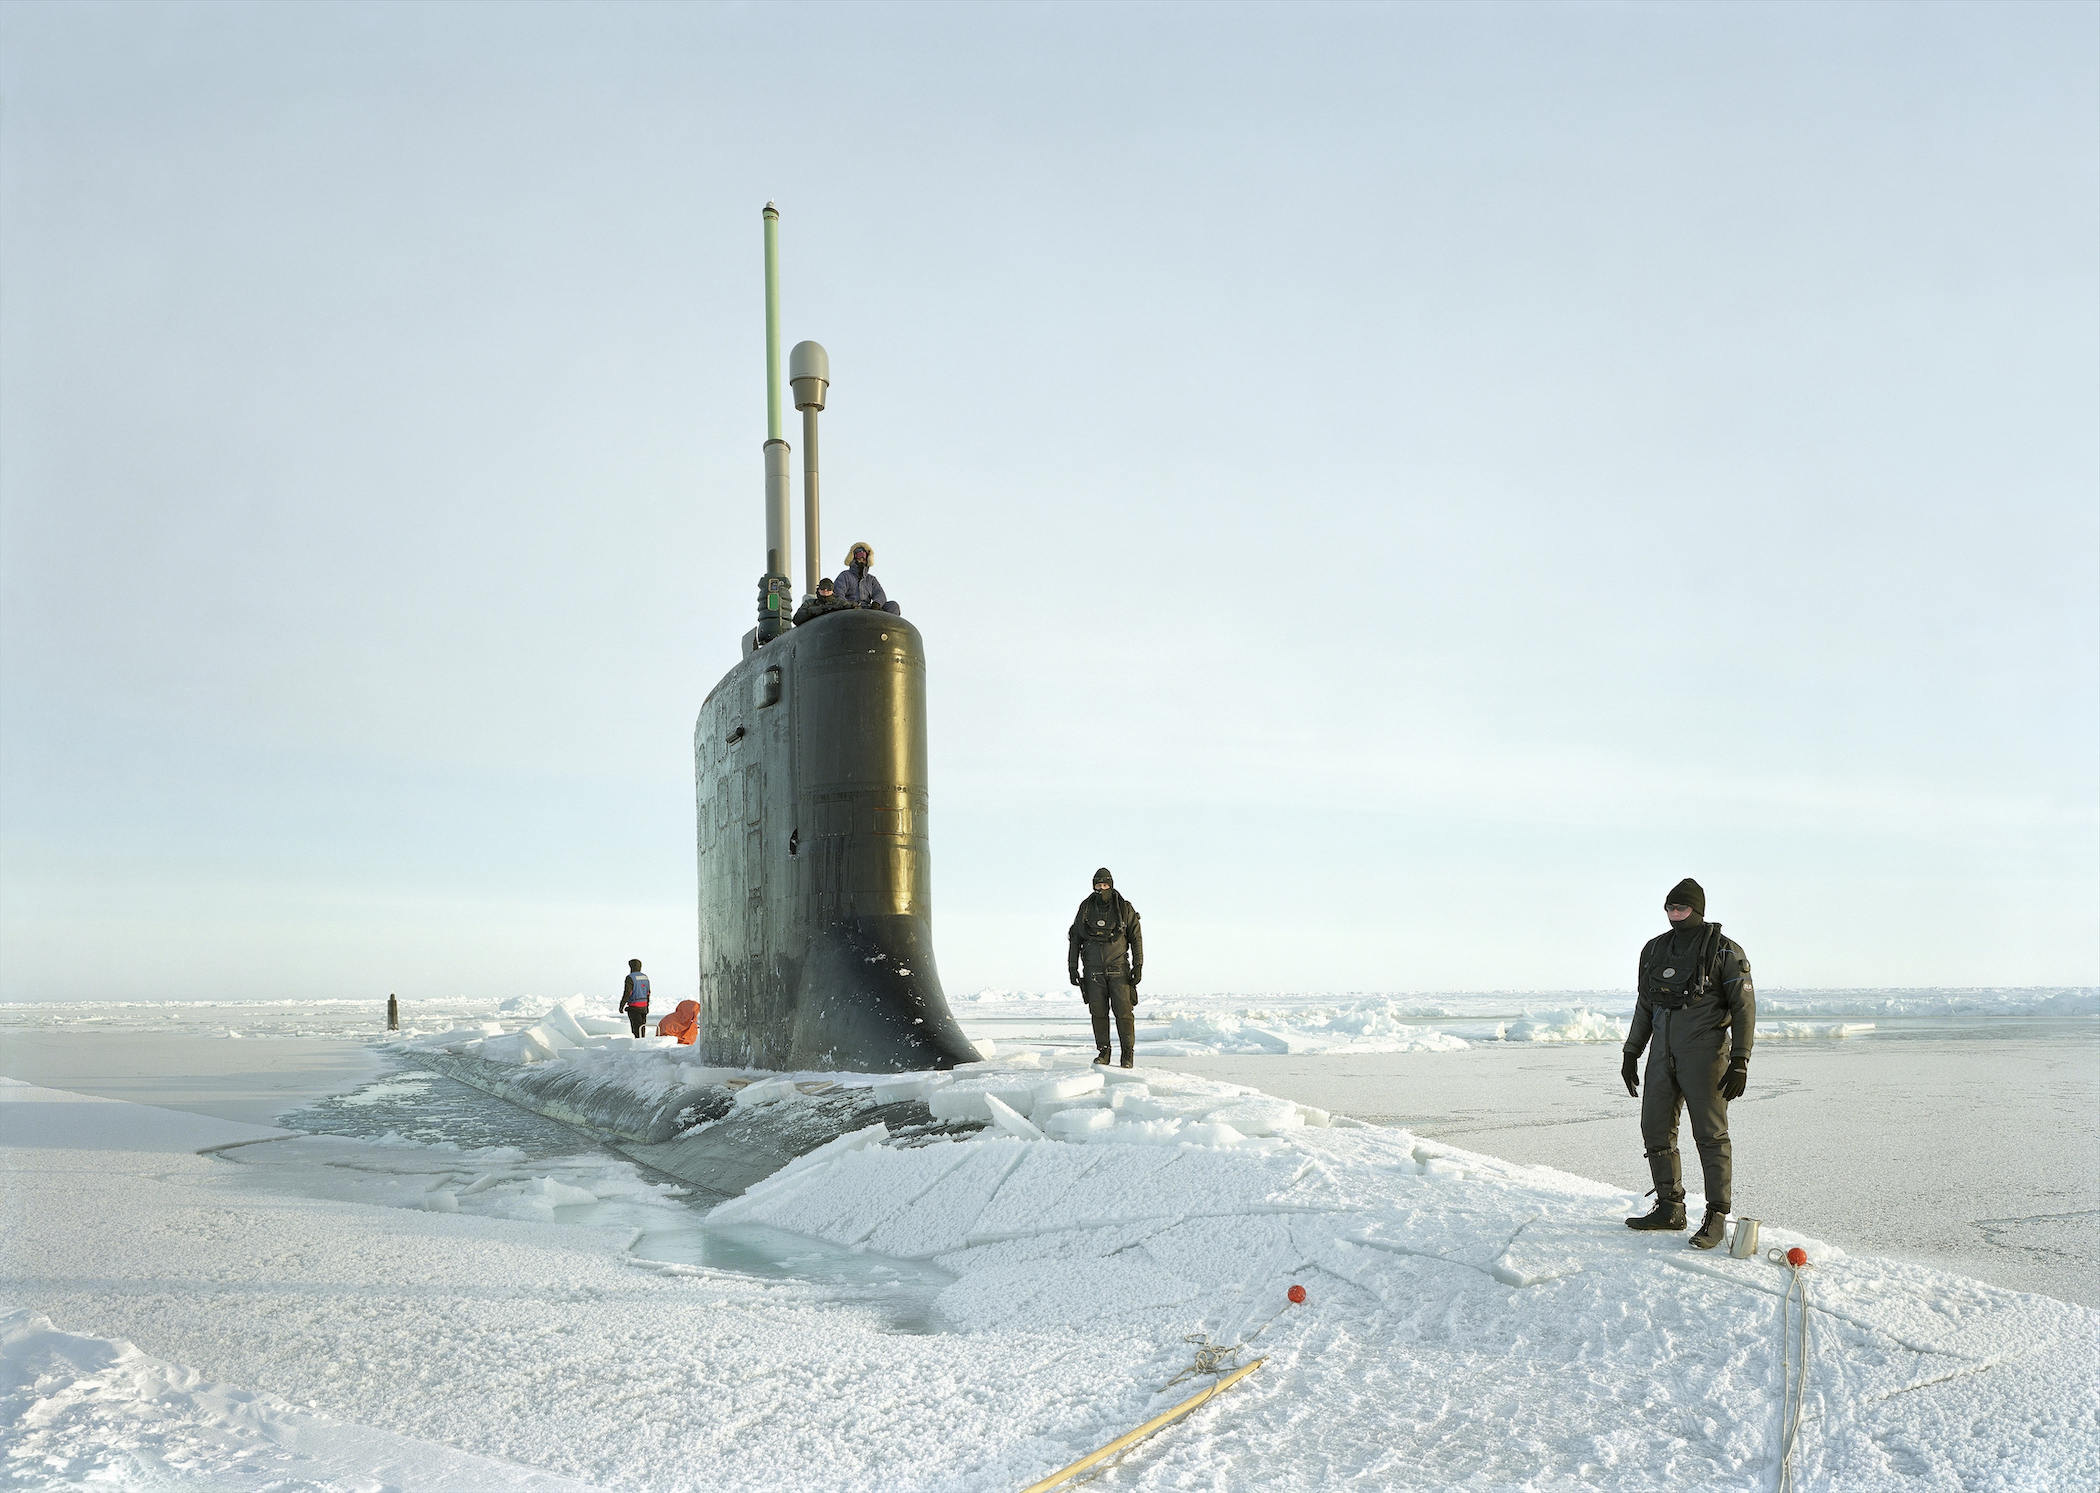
9 1037 2098 1492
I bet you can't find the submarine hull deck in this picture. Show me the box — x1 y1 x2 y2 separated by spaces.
695 608 978 1072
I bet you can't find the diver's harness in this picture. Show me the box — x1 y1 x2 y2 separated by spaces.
1077 894 1136 977
1638 921 1728 1010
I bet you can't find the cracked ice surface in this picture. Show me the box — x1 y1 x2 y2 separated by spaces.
4 1060 2097 1491
714 1064 2099 1490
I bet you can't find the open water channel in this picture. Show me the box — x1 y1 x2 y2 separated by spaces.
239 1061 960 1334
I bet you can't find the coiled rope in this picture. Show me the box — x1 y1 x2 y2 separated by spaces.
1162 1295 1295 1388
1023 1294 1303 1492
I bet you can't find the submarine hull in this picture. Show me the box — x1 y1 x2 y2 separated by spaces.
695 608 978 1072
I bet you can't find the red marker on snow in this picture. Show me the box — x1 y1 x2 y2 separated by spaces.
1287 1284 1307 1305
1786 1247 1808 1268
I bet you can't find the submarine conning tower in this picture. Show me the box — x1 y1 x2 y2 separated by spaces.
693 202 979 1073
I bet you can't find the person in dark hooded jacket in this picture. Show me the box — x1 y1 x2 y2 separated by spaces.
792 576 853 627
1621 878 1756 1250
834 541 901 616
1068 868 1142 1067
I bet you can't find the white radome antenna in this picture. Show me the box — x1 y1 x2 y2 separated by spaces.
790 339 830 601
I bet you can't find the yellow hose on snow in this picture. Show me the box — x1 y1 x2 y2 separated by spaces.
1017 1357 1266 1493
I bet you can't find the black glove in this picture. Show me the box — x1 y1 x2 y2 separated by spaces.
1720 1063 1748 1101
1621 1053 1639 1098
1069 968 1081 989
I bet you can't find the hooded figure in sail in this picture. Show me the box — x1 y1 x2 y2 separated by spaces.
1069 868 1142 1068
793 575 854 626
835 541 901 615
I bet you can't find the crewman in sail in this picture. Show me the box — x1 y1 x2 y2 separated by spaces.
793 575 854 626
619 959 652 1038
1621 878 1757 1249
835 541 901 615
1069 868 1143 1068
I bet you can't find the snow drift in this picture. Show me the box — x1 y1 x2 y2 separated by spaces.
8 1036 2098 1491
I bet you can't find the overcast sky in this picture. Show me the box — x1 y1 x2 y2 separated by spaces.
2 0 2095 1006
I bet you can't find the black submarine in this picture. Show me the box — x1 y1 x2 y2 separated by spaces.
693 203 979 1074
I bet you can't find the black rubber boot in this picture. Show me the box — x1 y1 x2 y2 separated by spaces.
1093 1050 1111 1066
1689 1206 1729 1250
1626 1199 1687 1231
1119 1057 1134 1069
1629 1146 1685 1232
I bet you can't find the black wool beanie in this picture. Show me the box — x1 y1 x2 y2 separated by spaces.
1665 878 1705 918
1093 867 1114 888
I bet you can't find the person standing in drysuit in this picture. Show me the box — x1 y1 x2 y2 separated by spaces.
1622 878 1756 1249
1068 868 1142 1068
619 959 651 1039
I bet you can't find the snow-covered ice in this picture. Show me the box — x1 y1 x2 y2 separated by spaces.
0 1310 600 1492
954 986 2098 1059
1145 1000 1477 1055
6 992 2097 1488
1763 1020 1878 1039
7 1034 2098 1491
7 984 2089 1061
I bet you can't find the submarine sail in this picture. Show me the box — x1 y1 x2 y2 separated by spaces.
694 203 979 1073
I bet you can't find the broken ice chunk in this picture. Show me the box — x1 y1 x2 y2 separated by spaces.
1205 1098 1304 1137
1032 1071 1105 1105
1044 1108 1116 1141
982 1094 1044 1141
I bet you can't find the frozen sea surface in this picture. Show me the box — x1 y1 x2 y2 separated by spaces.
4 994 2097 1491
8 1062 2097 1492
950 983 2098 1055
0 1026 386 1124
1154 1027 2100 1308
9 984 2092 1056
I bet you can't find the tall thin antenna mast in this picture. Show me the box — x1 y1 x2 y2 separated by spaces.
757 202 792 640
763 203 783 444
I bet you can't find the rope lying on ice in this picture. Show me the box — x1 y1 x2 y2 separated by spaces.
1020 1294 1303 1492
1161 1298 1294 1389
1018 1359 1266 1493
1769 1248 1815 1493
1161 1335 1244 1387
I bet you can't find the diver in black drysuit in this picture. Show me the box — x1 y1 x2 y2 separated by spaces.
1068 868 1142 1068
1622 878 1756 1249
